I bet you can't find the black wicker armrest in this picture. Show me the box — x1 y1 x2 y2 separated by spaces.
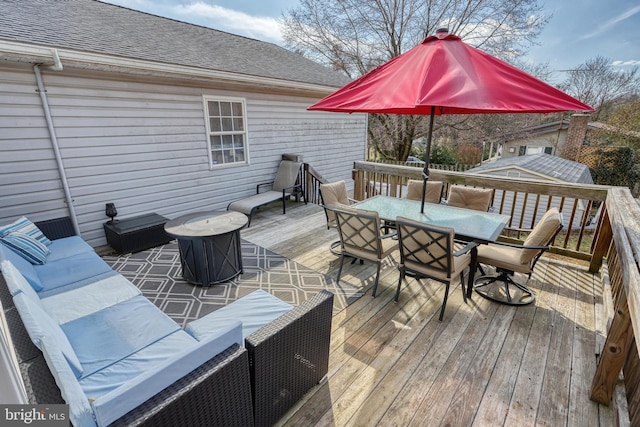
112 344 254 427
34 217 76 240
245 290 334 427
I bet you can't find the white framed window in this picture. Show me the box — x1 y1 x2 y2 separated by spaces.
203 96 248 167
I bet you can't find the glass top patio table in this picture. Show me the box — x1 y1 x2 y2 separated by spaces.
353 195 510 243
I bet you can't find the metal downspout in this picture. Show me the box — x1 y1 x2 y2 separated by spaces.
33 61 81 236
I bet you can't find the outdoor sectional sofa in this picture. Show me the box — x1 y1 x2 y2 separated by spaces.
0 216 333 427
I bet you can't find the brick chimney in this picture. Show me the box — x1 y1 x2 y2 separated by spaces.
560 113 590 161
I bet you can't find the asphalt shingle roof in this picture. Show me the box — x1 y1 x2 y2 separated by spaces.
467 153 594 184
0 0 351 88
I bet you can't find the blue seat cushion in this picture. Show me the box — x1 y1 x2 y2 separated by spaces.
186 289 293 340
40 274 141 324
87 323 242 427
0 242 42 290
61 295 180 377
13 292 83 378
40 336 96 427
33 252 114 294
46 236 95 262
1 260 41 303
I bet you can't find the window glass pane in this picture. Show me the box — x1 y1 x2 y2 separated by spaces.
210 118 221 132
233 118 244 131
221 117 233 131
234 134 244 147
210 135 222 150
544 146 553 154
211 150 223 165
223 149 234 163
222 135 233 149
220 102 232 116
208 101 220 116
232 102 243 116
235 149 245 162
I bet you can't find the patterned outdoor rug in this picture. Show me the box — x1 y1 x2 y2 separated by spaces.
103 240 363 327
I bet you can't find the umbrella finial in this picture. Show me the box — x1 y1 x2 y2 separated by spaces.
436 28 449 39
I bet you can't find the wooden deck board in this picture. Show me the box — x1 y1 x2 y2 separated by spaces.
504 262 559 426
240 202 612 427
537 259 577 426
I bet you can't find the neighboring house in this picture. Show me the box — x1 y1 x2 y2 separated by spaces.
486 113 636 168
491 113 593 160
467 154 594 228
0 0 366 246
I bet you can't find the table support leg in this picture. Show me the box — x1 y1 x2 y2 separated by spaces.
467 246 477 299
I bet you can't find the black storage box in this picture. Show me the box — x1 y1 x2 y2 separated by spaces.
104 213 171 254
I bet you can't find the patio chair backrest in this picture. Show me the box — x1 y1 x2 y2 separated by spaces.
520 208 563 265
334 208 383 262
406 179 443 204
447 185 494 212
272 160 302 193
320 181 350 226
396 217 455 279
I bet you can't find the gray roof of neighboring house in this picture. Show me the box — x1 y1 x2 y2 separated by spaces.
0 0 351 88
467 153 594 184
496 118 640 144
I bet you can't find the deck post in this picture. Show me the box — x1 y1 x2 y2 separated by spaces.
590 290 633 404
589 206 612 273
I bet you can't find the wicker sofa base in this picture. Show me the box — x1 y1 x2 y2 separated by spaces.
113 344 253 427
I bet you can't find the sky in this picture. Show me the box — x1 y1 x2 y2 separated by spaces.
102 0 640 81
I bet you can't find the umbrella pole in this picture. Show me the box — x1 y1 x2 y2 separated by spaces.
421 106 436 213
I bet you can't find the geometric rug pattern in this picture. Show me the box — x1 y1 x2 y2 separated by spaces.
103 240 363 327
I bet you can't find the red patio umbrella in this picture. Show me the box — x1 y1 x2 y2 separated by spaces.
308 30 594 212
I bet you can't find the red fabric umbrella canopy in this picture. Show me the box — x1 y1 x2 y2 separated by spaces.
308 33 593 115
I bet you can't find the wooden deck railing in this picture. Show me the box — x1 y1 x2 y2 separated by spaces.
374 159 475 171
590 187 640 425
302 163 328 205
351 161 610 271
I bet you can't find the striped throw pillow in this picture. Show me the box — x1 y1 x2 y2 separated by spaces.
0 232 50 265
0 216 51 246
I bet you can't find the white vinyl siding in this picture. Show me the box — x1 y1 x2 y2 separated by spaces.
0 63 367 246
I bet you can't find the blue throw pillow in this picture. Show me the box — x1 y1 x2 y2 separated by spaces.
0 232 50 265
0 216 51 246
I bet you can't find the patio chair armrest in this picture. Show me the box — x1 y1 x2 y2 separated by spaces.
489 240 550 251
502 226 534 234
113 343 254 426
34 217 76 240
281 183 303 194
245 290 334 427
380 230 398 240
256 181 275 193
453 241 478 257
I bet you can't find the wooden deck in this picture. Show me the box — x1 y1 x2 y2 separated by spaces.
241 201 615 427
